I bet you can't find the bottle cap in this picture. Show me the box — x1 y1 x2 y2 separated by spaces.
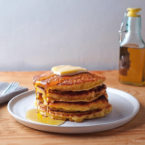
127 8 141 17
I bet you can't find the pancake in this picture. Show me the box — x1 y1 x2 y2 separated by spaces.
38 105 112 122
47 84 107 102
36 84 107 103
33 71 105 91
37 95 109 112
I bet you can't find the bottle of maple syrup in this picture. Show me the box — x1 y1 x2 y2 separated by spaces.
119 8 145 86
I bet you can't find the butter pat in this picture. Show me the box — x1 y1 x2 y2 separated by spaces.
51 65 88 76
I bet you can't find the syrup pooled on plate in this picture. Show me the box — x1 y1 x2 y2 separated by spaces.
26 109 65 126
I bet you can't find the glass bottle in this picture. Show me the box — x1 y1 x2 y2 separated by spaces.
119 8 145 86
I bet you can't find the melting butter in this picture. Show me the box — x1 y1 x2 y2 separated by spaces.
51 65 88 76
26 109 65 126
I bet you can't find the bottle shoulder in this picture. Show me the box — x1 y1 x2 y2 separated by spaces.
120 32 145 48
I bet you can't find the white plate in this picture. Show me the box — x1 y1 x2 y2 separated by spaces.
7 88 140 134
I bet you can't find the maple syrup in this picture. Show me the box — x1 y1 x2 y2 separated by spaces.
26 109 65 125
119 46 145 86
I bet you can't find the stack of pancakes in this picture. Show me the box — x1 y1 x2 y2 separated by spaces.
33 71 112 122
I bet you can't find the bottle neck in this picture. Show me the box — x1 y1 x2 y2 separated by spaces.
121 15 145 48
127 16 141 36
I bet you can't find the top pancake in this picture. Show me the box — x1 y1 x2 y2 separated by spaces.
33 71 105 91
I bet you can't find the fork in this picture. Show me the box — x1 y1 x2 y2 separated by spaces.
1 82 19 95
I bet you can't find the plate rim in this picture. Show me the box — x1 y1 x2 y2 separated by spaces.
7 87 140 128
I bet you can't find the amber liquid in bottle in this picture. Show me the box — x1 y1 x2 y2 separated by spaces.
119 45 145 86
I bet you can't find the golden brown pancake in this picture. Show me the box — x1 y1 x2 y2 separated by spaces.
47 84 107 102
36 84 107 103
33 71 105 91
37 105 112 122
48 95 109 112
37 95 109 112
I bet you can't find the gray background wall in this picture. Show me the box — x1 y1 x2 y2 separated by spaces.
0 0 145 71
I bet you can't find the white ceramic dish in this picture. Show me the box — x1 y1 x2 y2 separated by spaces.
7 88 140 134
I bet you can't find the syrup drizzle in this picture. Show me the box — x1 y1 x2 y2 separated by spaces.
26 109 65 126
